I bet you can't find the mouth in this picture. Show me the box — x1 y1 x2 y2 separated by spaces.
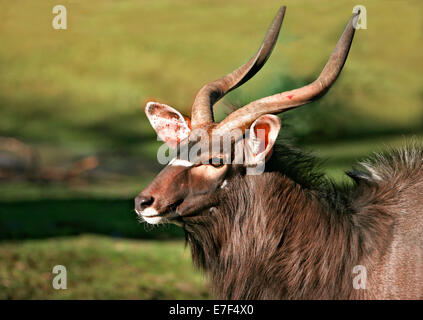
136 201 183 224
137 210 178 224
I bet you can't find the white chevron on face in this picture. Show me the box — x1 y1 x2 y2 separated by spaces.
169 158 193 167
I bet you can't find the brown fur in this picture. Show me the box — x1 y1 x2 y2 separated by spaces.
182 143 423 299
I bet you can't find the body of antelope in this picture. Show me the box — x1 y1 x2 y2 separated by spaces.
134 7 423 299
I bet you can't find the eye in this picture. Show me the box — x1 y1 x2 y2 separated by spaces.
209 157 224 168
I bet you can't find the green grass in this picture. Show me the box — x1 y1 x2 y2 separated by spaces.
0 0 422 300
0 235 208 299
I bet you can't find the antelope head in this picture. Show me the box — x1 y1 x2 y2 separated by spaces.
135 7 359 224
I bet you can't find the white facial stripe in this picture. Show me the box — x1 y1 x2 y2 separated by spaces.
169 158 193 167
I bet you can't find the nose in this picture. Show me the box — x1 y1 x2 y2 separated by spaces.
135 195 155 212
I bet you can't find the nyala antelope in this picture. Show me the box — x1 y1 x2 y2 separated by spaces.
135 7 423 299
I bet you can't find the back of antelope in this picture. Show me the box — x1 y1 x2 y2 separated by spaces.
134 6 423 299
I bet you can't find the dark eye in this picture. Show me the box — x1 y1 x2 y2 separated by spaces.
209 158 224 168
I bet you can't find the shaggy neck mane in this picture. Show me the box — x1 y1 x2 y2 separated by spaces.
183 144 394 299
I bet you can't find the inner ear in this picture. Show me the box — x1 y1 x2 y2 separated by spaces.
145 102 191 148
253 122 271 152
247 114 281 162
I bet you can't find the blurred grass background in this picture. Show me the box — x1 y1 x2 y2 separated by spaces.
0 0 422 299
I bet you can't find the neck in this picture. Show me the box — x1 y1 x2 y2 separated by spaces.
184 163 394 299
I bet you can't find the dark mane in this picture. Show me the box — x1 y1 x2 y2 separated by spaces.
267 141 328 189
268 141 356 219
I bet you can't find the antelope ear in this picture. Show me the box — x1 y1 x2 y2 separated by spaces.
246 114 281 164
145 102 191 148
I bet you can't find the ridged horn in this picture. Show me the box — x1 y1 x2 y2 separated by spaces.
216 10 360 133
